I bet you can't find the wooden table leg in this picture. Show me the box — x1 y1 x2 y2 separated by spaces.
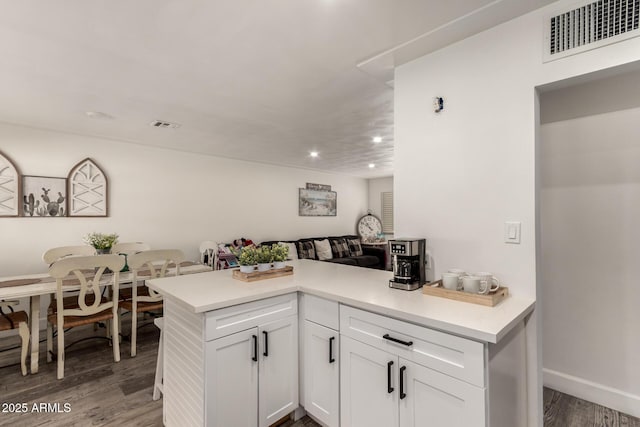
29 295 40 374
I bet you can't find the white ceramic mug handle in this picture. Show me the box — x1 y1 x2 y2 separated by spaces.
490 276 500 292
478 279 490 295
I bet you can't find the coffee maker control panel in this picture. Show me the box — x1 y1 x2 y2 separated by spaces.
389 240 421 256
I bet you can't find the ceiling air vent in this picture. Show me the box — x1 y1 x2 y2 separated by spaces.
149 120 181 129
544 0 640 62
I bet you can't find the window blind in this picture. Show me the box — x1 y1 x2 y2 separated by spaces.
381 192 394 234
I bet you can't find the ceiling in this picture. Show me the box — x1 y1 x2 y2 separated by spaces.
0 0 555 178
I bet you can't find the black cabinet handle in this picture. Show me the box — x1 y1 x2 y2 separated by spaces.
399 366 407 399
263 330 268 357
329 336 336 363
252 335 258 362
387 361 394 394
383 334 413 347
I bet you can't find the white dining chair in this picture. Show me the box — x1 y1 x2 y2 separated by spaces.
0 300 30 376
47 254 125 379
199 240 217 269
119 249 184 357
42 245 96 265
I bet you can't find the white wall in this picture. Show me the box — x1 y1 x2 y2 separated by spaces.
367 176 393 234
540 104 640 417
0 122 368 277
393 1 640 425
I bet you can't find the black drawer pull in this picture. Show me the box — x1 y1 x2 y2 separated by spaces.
329 336 336 363
252 335 258 362
263 331 268 357
387 361 394 393
383 334 413 347
399 365 407 399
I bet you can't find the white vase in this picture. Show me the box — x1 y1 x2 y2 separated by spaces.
240 265 255 274
273 261 286 270
257 263 271 272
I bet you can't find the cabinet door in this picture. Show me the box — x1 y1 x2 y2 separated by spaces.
399 359 486 427
205 328 259 427
304 321 339 427
341 335 398 427
258 315 299 427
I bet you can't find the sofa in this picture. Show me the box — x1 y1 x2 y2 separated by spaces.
261 235 385 269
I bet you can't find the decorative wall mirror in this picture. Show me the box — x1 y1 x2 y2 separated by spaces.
0 151 20 216
67 158 108 217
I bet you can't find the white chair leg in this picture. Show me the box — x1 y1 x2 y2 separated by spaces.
56 322 64 380
46 323 53 363
18 322 29 376
153 317 164 400
112 313 120 363
130 309 138 357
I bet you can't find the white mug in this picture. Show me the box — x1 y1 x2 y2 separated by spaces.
462 275 483 294
448 268 467 277
474 272 500 294
441 273 461 290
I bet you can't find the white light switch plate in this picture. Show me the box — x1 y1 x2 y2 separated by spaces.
504 221 521 244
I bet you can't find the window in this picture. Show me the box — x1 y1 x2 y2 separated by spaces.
381 192 393 234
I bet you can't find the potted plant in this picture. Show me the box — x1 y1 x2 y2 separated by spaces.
236 245 258 273
270 243 289 269
83 232 119 254
255 245 272 272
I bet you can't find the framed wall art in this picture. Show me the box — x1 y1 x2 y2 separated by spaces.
22 176 67 217
67 158 108 217
0 150 21 217
299 188 337 217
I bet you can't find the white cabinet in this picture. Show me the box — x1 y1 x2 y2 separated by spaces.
205 294 298 427
304 320 339 427
399 359 485 427
259 316 299 427
340 336 398 427
206 329 258 427
340 306 487 427
302 294 340 427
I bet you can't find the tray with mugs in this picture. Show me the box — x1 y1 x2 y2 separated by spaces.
423 269 508 306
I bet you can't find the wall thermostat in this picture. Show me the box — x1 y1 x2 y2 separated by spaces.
434 97 444 113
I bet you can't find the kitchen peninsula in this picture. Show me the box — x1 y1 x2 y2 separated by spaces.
147 259 535 427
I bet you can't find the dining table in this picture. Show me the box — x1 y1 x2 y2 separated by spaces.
0 262 212 374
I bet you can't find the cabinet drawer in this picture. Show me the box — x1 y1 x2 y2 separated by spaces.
205 293 297 341
340 305 485 387
304 294 339 330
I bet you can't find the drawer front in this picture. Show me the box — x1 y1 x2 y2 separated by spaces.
304 294 339 330
205 293 297 341
339 305 485 387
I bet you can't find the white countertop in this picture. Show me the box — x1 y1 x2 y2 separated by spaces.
147 260 535 344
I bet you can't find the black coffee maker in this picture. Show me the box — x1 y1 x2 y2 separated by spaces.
388 238 426 291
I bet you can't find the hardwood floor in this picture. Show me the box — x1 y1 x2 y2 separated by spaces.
544 387 640 427
2 322 637 427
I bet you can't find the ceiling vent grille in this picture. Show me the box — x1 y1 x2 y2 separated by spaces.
544 0 640 62
149 120 181 129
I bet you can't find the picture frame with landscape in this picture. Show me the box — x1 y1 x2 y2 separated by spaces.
298 188 337 216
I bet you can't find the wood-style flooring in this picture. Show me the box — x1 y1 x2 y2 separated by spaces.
1 321 638 426
544 387 640 427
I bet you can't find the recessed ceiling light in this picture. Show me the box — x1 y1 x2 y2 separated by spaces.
368 163 375 168
310 151 319 158
85 111 114 120
372 136 382 143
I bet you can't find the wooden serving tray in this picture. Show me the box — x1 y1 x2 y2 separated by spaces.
232 266 294 282
422 280 509 307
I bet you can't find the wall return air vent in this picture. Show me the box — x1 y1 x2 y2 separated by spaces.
544 0 640 62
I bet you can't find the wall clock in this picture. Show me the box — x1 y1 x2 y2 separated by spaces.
357 213 383 241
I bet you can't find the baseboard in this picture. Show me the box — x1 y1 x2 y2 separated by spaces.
543 368 640 418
